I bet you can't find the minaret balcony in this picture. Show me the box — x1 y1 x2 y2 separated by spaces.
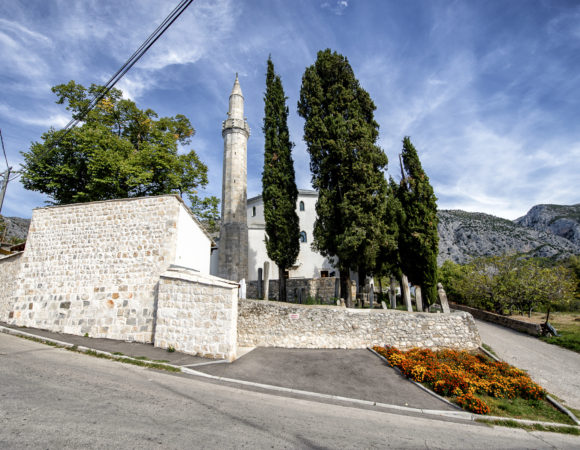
222 118 251 137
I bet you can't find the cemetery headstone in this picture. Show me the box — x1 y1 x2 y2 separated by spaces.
437 282 450 314
402 274 413 312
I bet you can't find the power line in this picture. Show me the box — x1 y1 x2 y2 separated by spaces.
2 0 195 205
53 0 194 146
0 129 9 171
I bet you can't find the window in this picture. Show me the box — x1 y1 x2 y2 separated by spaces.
300 231 307 243
320 270 329 278
299 201 305 211
252 206 256 217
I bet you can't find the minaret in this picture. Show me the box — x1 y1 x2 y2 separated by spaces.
218 74 250 281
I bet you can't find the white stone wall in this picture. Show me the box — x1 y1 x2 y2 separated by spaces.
6 195 210 342
154 268 238 360
174 205 211 272
0 252 23 321
247 190 337 280
238 300 481 350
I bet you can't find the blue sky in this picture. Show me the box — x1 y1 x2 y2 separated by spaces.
0 0 578 220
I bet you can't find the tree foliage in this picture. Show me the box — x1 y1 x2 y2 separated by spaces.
262 57 300 301
397 137 439 306
440 256 577 315
21 81 218 220
297 49 389 306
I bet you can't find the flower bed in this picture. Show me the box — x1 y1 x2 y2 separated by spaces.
372 346 546 414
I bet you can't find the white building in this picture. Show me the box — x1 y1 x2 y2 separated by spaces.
246 189 336 281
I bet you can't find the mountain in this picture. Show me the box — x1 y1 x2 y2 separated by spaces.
515 204 580 246
0 216 31 243
437 209 580 265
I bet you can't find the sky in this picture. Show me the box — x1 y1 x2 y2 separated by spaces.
0 0 579 220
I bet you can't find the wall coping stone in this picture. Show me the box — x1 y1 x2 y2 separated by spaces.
160 267 239 289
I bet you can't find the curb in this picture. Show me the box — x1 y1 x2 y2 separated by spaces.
478 345 580 426
1 325 470 422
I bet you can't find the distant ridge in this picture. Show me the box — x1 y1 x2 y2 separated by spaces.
3 203 579 265
438 205 580 264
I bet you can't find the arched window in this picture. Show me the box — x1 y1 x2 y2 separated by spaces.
252 206 256 217
300 231 307 243
299 201 305 211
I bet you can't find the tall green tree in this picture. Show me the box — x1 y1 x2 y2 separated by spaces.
21 81 218 221
297 49 389 307
397 137 439 307
262 57 300 302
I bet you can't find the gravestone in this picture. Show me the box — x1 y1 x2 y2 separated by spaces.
369 278 375 309
389 276 397 309
415 285 423 312
401 274 413 312
239 278 246 299
263 261 270 300
437 282 450 314
381 301 387 309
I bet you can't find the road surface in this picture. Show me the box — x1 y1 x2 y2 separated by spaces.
1 333 578 449
475 319 580 410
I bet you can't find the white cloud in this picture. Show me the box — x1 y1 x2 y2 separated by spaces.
0 104 69 129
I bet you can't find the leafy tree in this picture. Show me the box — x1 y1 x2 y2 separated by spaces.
298 49 389 307
397 137 439 307
262 57 300 301
21 81 218 219
444 255 576 315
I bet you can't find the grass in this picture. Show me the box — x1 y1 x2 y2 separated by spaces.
13 334 180 373
518 311 580 353
483 396 575 425
481 343 498 357
476 419 580 435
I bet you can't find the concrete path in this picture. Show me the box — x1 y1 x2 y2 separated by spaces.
475 319 580 410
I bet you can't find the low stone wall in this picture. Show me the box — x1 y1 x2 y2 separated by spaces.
238 299 481 350
0 252 23 321
155 268 239 360
450 303 542 336
247 277 338 303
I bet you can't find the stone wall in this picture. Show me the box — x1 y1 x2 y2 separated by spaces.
0 252 23 321
238 299 481 350
154 267 238 360
450 303 542 336
4 195 210 343
247 277 338 304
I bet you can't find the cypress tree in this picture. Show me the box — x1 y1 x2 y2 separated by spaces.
397 137 439 307
298 49 389 307
262 57 300 302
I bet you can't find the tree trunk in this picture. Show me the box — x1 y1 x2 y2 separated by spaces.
278 266 286 302
340 268 353 308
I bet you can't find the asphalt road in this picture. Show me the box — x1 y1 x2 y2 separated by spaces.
1 334 579 449
475 319 580 410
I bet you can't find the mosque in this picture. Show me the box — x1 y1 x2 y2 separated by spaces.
209 75 337 286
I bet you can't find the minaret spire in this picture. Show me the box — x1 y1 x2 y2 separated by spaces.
218 75 251 282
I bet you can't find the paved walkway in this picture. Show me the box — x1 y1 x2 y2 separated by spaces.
475 319 580 410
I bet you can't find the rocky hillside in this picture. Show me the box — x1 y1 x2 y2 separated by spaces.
437 209 580 265
0 216 31 243
515 204 580 246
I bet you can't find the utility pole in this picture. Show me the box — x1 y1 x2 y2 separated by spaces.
0 167 11 215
